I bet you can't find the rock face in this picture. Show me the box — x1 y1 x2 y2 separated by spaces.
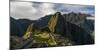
63 12 94 39
63 12 86 25
52 12 94 45
10 12 94 49
66 22 94 45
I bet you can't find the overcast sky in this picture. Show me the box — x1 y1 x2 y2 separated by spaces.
10 1 94 20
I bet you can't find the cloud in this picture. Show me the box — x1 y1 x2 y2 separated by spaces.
10 2 56 20
86 17 94 20
37 3 56 15
10 2 94 20
10 2 41 20
53 4 94 15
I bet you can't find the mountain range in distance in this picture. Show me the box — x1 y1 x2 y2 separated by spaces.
10 12 94 49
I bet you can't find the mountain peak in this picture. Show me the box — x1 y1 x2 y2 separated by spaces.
55 12 61 15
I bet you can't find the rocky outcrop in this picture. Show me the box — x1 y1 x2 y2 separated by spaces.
10 12 94 49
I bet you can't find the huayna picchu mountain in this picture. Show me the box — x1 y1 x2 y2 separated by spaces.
10 12 94 49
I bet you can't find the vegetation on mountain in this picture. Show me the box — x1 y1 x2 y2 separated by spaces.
10 12 94 49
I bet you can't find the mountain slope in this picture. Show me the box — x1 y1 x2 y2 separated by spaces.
10 12 94 49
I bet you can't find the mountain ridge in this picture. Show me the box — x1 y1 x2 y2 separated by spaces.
10 12 94 49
